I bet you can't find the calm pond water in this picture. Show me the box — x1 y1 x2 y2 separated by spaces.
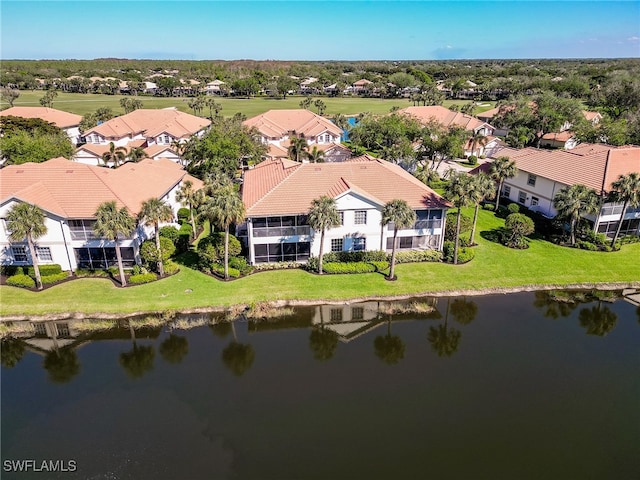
1 291 639 480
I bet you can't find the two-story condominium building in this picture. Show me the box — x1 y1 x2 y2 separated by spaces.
243 109 351 163
240 155 450 265
485 144 640 238
0 157 202 271
0 106 83 145
77 108 210 166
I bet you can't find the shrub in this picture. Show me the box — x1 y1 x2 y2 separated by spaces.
443 241 474 263
140 237 176 264
322 250 387 263
228 256 253 275
131 265 149 275
198 233 241 267
322 262 377 274
163 260 180 275
306 256 319 272
210 263 240 279
74 268 110 277
6 274 36 288
577 240 598 251
128 273 158 284
504 213 535 249
27 264 62 276
175 223 193 253
507 203 520 214
445 211 472 241
177 208 191 224
393 249 443 264
369 261 390 272
456 247 475 264
41 272 69 284
467 155 478 165
253 261 304 271
159 226 180 243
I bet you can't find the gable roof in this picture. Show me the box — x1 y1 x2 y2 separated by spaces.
487 144 640 193
83 108 210 140
399 106 492 132
242 156 450 216
0 157 201 218
0 107 82 129
243 109 342 139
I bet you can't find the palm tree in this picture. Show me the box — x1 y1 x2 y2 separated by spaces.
308 196 341 275
306 146 325 163
314 99 326 115
175 180 203 238
127 146 148 163
381 199 416 280
608 173 640 248
469 130 488 157
288 134 308 162
101 142 127 168
138 198 173 277
93 201 135 286
553 184 600 246
207 186 245 280
299 96 312 110
489 156 517 211
444 172 475 265
468 173 496 245
6 202 48 290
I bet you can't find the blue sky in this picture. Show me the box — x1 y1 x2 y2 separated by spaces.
1 1 639 60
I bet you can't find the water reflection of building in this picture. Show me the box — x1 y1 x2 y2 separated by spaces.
622 288 640 307
312 302 385 343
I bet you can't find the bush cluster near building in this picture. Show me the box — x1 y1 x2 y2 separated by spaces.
2 264 68 288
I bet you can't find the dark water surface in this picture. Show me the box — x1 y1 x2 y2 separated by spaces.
2 292 639 480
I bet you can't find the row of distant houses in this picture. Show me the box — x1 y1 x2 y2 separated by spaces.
1 104 638 274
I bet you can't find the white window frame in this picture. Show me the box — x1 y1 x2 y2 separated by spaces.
518 191 527 204
36 246 53 262
331 238 343 252
354 210 367 225
339 211 344 225
531 196 539 207
527 174 537 187
503 185 511 197
352 237 366 251
12 246 28 262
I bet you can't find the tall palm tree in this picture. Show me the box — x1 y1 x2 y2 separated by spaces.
468 173 496 245
381 199 416 280
138 198 174 277
608 173 640 248
489 156 517 211
306 146 325 163
93 201 135 286
207 186 245 280
101 142 127 168
553 184 600 246
444 171 475 265
469 130 488 157
175 180 203 238
127 146 148 163
288 134 308 162
6 202 48 290
308 196 341 275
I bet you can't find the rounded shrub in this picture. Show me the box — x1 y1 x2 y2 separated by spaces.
507 203 520 214
504 213 535 249
177 208 191 224
467 155 478 165
159 226 180 243
7 274 36 288
140 237 176 264
198 233 241 268
27 264 62 276
129 273 158 284
41 272 69 285
163 260 180 276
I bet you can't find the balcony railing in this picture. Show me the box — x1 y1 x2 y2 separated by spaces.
252 226 311 238
69 229 99 241
388 219 442 231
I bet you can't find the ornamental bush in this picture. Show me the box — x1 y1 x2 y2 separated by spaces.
163 260 180 276
507 203 520 214
6 274 36 288
159 226 180 243
577 240 598 251
467 155 478 165
177 208 191 224
228 256 254 275
445 211 472 242
442 241 475 264
197 233 241 267
129 273 158 284
210 263 241 279
504 213 535 249
140 237 176 264
322 262 377 274
26 264 62 276
74 268 110 278
41 272 69 284
322 250 387 263
393 249 443 264
253 261 304 271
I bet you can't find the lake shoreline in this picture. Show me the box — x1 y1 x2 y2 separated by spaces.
2 281 638 322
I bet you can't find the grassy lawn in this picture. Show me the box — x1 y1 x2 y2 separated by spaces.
2 91 492 118
1 208 638 317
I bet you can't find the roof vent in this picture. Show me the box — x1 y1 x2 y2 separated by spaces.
66 169 74 173
16 170 24 174
360 166 367 169
314 167 321 171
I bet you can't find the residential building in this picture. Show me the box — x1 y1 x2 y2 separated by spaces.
240 155 450 265
243 109 351 162
399 105 499 157
0 157 202 271
0 106 83 145
485 144 640 237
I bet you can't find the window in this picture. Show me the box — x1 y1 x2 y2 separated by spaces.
503 185 511 197
36 247 53 262
527 174 537 186
33 323 47 336
330 308 343 322
331 238 343 252
354 210 367 225
12 246 27 262
253 242 311 263
518 191 526 204
351 307 364 320
339 211 344 225
531 196 539 207
56 323 70 337
352 237 366 251
163 135 170 144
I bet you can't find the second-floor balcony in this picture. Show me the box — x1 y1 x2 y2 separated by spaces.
253 225 311 238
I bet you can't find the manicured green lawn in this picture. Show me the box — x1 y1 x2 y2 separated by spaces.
1 209 638 317
2 91 492 118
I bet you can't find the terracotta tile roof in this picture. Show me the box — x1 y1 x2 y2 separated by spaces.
266 143 289 159
144 144 178 158
1 157 200 218
243 109 342 139
0 106 82 129
399 106 492 132
541 131 574 142
488 144 640 193
84 108 210 140
582 111 602 122
242 156 450 216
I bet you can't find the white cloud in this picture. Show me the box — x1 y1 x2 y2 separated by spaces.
628 36 640 42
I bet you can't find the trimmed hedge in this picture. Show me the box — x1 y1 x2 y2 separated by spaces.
163 260 180 276
129 273 158 285
41 272 69 285
6 274 36 288
323 262 377 274
393 250 443 264
443 241 475 264
228 256 254 276
2 264 63 276
322 250 388 263
211 263 241 279
74 268 110 278
253 261 305 271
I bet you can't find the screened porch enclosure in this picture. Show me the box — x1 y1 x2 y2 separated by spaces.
74 247 135 270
